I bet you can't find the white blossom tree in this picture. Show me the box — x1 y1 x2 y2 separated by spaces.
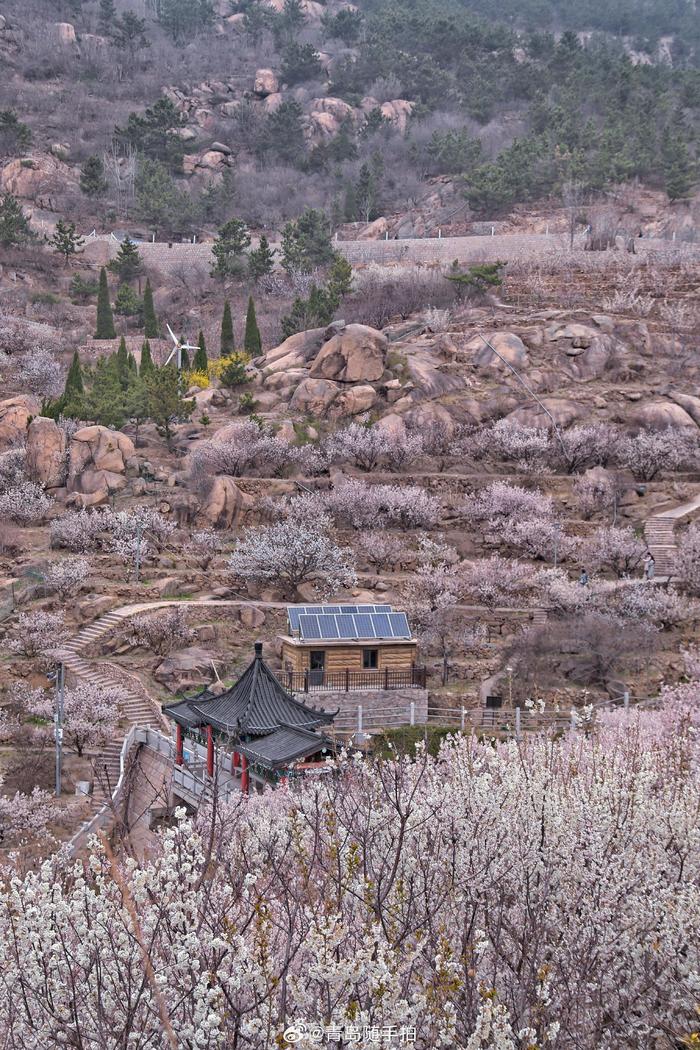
617 427 695 481
191 528 222 570
462 555 536 607
0 482 53 525
228 511 356 597
673 522 700 595
0 703 697 1045
7 611 68 665
44 557 91 602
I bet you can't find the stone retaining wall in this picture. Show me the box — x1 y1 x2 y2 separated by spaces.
296 687 429 727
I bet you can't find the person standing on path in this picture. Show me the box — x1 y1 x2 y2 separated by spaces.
644 552 656 581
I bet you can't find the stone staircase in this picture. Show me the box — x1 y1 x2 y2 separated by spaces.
60 610 165 808
643 516 677 576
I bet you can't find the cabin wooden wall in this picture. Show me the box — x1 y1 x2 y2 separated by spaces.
281 642 417 673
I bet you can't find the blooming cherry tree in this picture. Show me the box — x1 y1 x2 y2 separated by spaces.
582 524 646 578
228 511 356 597
130 607 195 656
23 681 121 757
7 610 68 664
44 556 91 602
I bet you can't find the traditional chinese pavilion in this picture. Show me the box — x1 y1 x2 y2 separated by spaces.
164 642 336 793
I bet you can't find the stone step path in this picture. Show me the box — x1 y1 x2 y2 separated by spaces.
643 492 700 578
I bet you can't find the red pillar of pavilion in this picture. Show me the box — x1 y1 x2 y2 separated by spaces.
231 750 240 774
206 724 214 777
241 754 249 795
175 724 184 766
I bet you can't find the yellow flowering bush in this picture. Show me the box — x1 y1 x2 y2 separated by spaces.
208 352 250 379
184 369 210 389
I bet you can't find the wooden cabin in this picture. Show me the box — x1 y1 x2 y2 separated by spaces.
279 604 424 691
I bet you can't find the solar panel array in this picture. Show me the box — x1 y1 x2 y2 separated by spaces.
287 605 412 641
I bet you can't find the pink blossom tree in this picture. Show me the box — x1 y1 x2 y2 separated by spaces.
582 524 646 578
130 607 195 656
672 522 700 595
325 477 441 530
23 681 121 758
617 427 695 481
462 555 536 606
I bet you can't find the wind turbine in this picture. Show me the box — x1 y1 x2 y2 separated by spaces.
164 323 198 371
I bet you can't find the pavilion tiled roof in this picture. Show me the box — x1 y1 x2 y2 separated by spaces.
237 725 333 770
189 642 336 737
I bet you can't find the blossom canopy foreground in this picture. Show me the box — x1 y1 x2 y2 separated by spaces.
0 689 698 1048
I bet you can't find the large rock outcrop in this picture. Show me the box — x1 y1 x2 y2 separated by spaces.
26 417 67 487
154 648 216 693
289 378 341 415
628 401 697 431
309 325 388 383
198 475 252 529
67 425 135 503
0 396 39 450
1 154 78 200
506 398 585 429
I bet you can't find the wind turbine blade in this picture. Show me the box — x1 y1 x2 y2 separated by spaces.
164 347 177 366
166 323 178 346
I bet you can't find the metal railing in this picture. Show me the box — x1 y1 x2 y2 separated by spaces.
278 666 427 693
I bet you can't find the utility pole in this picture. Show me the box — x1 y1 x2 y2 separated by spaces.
55 661 65 798
553 522 561 568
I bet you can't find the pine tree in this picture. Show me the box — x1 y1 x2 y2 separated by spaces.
145 364 195 446
124 373 150 445
142 278 159 338
210 218 251 278
193 331 208 373
98 0 117 33
220 300 234 354
0 193 33 247
248 234 276 281
140 340 155 377
50 220 85 264
116 336 130 390
79 156 108 197
109 235 143 282
244 296 262 356
127 351 138 373
94 267 116 339
180 347 190 371
82 356 128 428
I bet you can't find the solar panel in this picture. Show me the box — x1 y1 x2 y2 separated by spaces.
338 605 358 614
317 614 340 639
354 613 376 638
373 605 393 611
318 606 341 615
388 612 411 639
288 608 302 631
372 613 393 638
299 614 322 640
336 614 356 638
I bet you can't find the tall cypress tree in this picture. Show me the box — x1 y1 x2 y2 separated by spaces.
244 296 262 356
127 351 138 373
116 336 130 389
193 330 208 373
94 266 116 339
142 278 159 337
180 347 190 370
220 299 234 354
64 350 84 399
140 340 155 377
